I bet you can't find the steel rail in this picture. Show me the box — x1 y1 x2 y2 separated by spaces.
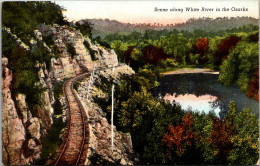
53 64 122 165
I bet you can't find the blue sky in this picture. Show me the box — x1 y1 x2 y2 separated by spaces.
56 1 259 25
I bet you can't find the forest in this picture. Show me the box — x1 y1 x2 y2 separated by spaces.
93 14 259 165
2 1 259 165
83 17 258 38
101 27 259 101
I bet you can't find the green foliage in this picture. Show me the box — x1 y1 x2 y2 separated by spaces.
94 36 111 48
73 80 81 92
36 82 65 164
116 87 184 162
218 53 238 86
42 34 55 46
31 41 52 70
7 44 43 107
158 59 179 68
66 43 77 58
102 19 258 44
2 1 70 110
2 30 17 56
2 1 68 44
93 62 258 165
13 69 38 93
36 117 65 164
134 68 159 90
53 82 64 115
153 101 258 165
111 40 128 62
83 40 98 61
143 102 184 164
53 82 63 99
89 17 259 165
189 53 200 65
130 48 143 62
226 101 259 165
42 34 62 58
75 21 93 39
219 40 258 93
2 30 54 110
193 112 215 163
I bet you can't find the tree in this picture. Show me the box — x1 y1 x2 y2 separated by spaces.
94 36 111 48
196 38 209 55
75 21 93 38
195 38 209 64
142 45 169 65
247 66 259 101
219 38 258 95
236 42 258 93
134 68 159 90
162 113 196 156
227 101 259 165
111 40 128 62
213 35 241 66
2 2 68 43
130 48 143 62
123 46 135 66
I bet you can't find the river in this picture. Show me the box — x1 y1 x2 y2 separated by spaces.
153 71 259 119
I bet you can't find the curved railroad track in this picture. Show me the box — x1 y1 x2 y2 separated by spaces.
52 65 119 165
53 72 90 165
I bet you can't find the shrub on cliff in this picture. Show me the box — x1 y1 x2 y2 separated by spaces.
2 1 68 43
75 21 93 39
2 30 49 109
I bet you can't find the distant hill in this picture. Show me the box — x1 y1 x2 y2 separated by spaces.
77 17 258 37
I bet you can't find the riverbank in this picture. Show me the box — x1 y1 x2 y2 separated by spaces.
160 68 219 76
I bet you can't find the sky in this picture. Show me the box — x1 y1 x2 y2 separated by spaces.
56 1 259 25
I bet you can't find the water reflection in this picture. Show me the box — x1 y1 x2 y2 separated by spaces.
164 93 221 117
153 73 259 119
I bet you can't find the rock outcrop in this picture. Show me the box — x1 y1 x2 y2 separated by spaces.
2 58 41 165
37 25 90 80
77 65 137 165
2 24 136 165
2 25 95 164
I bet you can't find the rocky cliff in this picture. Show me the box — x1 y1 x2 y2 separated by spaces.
77 65 137 165
2 58 41 165
2 25 135 165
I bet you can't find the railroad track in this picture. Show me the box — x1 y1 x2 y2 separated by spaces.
52 65 121 165
52 72 90 165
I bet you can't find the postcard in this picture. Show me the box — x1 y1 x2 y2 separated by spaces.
2 0 259 165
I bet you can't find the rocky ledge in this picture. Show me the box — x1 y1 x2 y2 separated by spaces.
77 65 138 165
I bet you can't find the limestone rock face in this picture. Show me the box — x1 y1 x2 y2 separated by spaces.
2 58 41 165
28 118 41 140
2 56 53 165
2 24 135 165
15 93 31 124
37 25 94 80
88 39 118 67
77 65 137 165
94 65 135 85
2 58 25 165
34 90 54 136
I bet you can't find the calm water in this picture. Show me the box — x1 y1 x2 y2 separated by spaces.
153 73 259 119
